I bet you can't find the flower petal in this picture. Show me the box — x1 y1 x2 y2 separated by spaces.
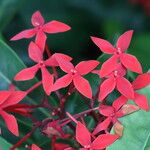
91 134 119 149
73 75 92 99
134 92 149 111
43 20 71 33
10 29 36 41
116 77 134 99
99 55 118 78
28 42 43 62
35 31 47 52
31 11 45 27
132 73 150 90
0 111 19 136
120 54 142 74
41 67 53 95
99 77 116 101
51 74 72 91
99 104 115 116
76 122 91 147
75 60 99 75
31 144 42 150
116 30 133 52
14 65 39 81
91 36 116 54
0 91 11 105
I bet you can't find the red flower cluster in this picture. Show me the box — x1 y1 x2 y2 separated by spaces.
0 10 149 149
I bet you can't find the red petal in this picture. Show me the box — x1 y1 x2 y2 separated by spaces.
99 77 116 101
35 31 47 52
99 104 115 116
116 77 134 99
134 92 149 111
0 111 19 136
120 54 142 74
31 144 41 150
100 55 118 78
0 91 11 105
1 91 26 108
93 118 111 135
31 11 45 27
41 67 53 95
75 60 99 75
73 75 92 99
10 29 36 40
14 65 39 81
116 30 133 52
91 134 119 149
45 53 72 67
91 36 116 54
76 122 91 147
132 73 150 90
28 42 43 62
51 74 72 91
112 95 128 111
43 20 71 33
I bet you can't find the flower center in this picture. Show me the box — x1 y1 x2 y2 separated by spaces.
114 70 118 77
39 61 45 67
117 47 122 54
84 145 91 149
70 69 77 75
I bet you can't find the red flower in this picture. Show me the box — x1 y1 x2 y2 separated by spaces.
99 64 134 101
14 42 72 95
11 11 71 50
0 91 26 136
31 144 41 150
76 121 119 149
91 30 142 77
52 57 99 99
54 143 74 150
115 73 150 111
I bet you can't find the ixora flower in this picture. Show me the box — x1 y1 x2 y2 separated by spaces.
114 73 150 111
0 90 26 136
51 56 99 99
11 11 71 50
93 101 139 136
14 42 72 95
98 64 134 101
91 30 143 77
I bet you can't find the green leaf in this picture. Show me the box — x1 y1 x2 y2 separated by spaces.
107 85 150 150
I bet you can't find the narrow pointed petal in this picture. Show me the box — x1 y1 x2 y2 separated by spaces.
99 104 115 116
113 122 124 137
28 42 43 62
116 77 134 99
31 144 42 150
0 111 19 136
76 122 91 147
14 65 39 81
116 30 133 52
112 95 128 111
41 67 53 95
35 31 47 52
51 74 72 91
91 134 119 149
93 118 111 135
132 73 150 90
75 60 99 75
120 54 142 74
31 11 45 27
0 91 11 105
43 20 71 33
10 29 36 41
1 91 26 108
45 53 72 67
73 75 92 99
99 77 116 101
91 36 116 54
99 55 118 77
134 92 149 111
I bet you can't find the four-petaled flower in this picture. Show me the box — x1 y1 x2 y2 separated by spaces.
98 64 134 101
14 42 72 95
0 90 26 136
52 57 99 99
91 30 143 77
11 11 71 50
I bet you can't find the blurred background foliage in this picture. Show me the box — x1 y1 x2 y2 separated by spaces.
0 0 150 149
